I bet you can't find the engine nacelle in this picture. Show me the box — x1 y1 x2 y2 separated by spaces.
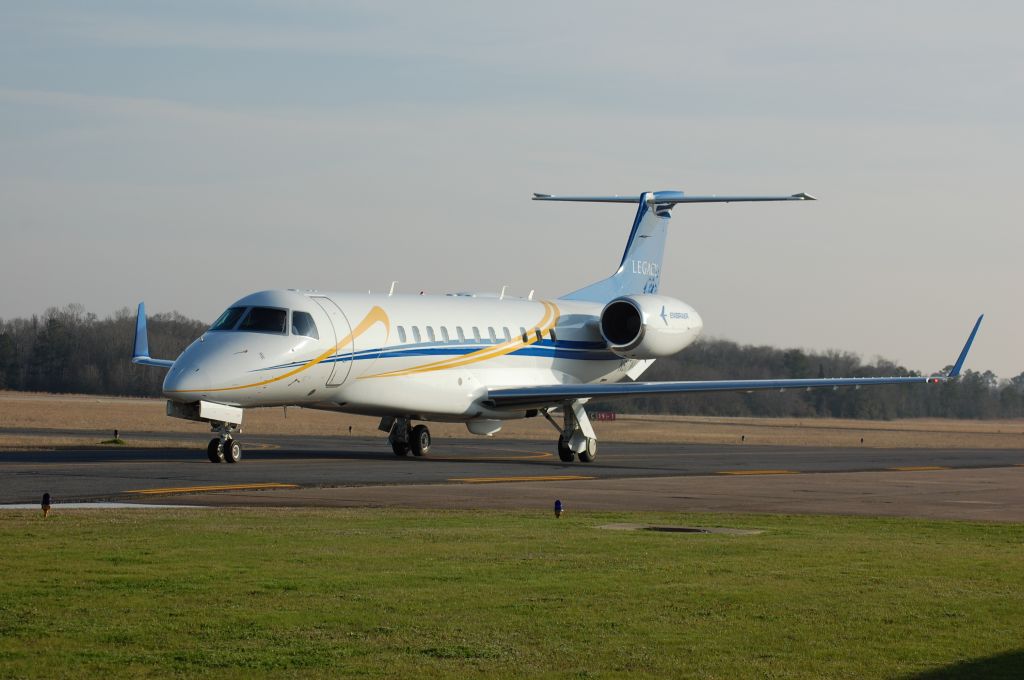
599 295 703 360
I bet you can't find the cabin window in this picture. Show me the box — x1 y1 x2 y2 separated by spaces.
503 327 512 342
210 307 246 331
412 326 422 343
427 326 436 342
522 331 529 343
237 307 287 334
548 328 557 342
457 327 466 342
487 327 497 343
397 326 407 343
535 329 543 342
441 327 450 342
472 327 481 342
291 311 319 339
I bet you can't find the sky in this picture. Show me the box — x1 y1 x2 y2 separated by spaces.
1 1 1021 378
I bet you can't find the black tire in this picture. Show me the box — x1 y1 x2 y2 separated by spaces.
391 440 410 456
410 424 431 457
207 438 224 463
224 438 242 463
557 436 575 463
577 438 597 463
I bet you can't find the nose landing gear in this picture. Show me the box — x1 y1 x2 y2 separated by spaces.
207 421 242 463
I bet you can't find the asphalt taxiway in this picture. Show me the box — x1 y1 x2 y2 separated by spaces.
2 432 1022 519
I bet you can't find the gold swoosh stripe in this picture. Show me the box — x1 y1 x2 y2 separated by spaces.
361 300 561 379
166 305 390 393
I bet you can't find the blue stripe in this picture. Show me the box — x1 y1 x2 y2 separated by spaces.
252 341 617 372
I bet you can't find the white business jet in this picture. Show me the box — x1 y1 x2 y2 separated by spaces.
132 190 982 464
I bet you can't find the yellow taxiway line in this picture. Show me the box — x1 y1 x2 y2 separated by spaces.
126 482 299 495
450 475 594 484
887 466 950 471
428 450 552 462
717 469 800 476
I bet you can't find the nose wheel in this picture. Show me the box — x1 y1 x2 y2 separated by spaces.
207 437 243 463
207 438 225 463
223 438 242 463
206 421 243 463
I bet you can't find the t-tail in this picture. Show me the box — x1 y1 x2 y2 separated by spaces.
533 190 816 303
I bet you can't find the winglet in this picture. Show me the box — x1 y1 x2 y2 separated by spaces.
132 302 175 369
948 314 984 378
133 302 150 360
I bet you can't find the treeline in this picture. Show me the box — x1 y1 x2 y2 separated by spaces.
1 305 1021 419
0 305 205 397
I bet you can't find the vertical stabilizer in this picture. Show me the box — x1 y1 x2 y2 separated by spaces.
561 193 668 302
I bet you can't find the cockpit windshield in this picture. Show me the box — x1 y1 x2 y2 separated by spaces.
209 306 315 337
210 307 246 331
237 307 288 334
210 306 287 334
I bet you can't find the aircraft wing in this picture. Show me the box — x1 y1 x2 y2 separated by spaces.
485 315 983 409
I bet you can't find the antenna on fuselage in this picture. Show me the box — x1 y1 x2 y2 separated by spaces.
499 285 508 300
528 289 535 300
389 281 397 296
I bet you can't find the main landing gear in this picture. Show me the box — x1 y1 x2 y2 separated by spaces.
545 401 598 463
384 417 431 457
206 421 242 463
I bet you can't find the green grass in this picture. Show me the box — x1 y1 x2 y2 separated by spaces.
0 509 1022 679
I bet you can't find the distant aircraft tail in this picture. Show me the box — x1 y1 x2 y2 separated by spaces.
533 190 815 303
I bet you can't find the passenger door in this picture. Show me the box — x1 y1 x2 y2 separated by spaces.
311 296 353 387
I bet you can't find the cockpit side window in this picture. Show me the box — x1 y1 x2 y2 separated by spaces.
210 307 247 331
292 311 319 339
237 307 287 334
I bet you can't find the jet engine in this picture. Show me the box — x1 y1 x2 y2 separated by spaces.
599 294 702 360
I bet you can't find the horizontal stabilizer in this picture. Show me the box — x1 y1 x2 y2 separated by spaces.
533 191 815 205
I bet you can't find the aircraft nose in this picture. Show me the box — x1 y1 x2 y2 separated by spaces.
163 364 205 399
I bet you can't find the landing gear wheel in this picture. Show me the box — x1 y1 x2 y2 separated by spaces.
410 424 431 457
207 438 225 463
557 436 575 463
391 440 410 456
577 438 598 463
223 438 242 463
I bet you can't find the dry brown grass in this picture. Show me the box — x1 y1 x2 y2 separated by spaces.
1 391 1022 450
0 435 200 450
